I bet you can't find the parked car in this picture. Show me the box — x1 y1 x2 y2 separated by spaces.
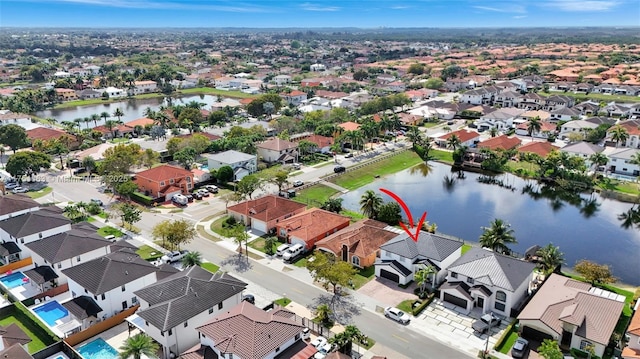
301 328 311 340
472 312 502 334
345 153 354 158
282 243 304 262
292 163 301 170
276 244 290 257
384 306 410 324
511 337 529 358
242 294 255 304
4 182 19 189
73 167 87 175
334 166 346 173
172 194 188 206
204 185 219 193
12 187 28 193
160 250 189 263
90 199 103 206
197 189 210 197
314 342 335 359
310 336 328 349
192 191 203 200
293 180 303 187
185 194 194 202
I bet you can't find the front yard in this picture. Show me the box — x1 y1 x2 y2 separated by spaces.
351 266 376 289
96 226 124 238
248 236 281 254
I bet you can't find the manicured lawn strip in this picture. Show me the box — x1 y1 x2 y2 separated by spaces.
331 151 423 190
200 262 220 273
495 321 520 354
97 211 109 219
136 245 163 261
507 160 540 176
341 209 366 222
293 184 339 207
429 149 454 163
423 122 441 128
0 304 59 353
351 266 375 289
210 216 232 237
293 255 310 268
273 297 291 307
196 224 220 242
96 226 123 238
179 87 259 99
396 299 414 314
359 337 376 350
26 186 52 199
461 244 473 255
254 164 285 181
248 236 279 254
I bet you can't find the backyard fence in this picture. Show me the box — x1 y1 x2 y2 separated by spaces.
63 305 139 346
0 257 32 274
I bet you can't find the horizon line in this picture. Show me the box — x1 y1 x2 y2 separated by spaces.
2 26 640 30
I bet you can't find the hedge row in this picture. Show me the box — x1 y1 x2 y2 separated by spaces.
131 191 154 206
412 293 435 316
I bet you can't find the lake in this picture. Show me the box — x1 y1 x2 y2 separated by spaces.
339 162 640 285
36 94 225 127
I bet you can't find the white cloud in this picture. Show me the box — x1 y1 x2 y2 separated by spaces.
544 0 621 11
33 0 270 12
390 5 412 10
473 4 527 13
513 15 528 19
300 2 340 11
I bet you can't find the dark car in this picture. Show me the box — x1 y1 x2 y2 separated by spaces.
334 166 346 173
511 337 529 358
90 199 103 206
73 167 87 175
192 192 203 200
345 153 354 158
185 194 194 202
242 294 255 304
472 312 502 334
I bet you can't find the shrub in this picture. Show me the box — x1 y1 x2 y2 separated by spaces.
411 293 435 316
222 216 237 228
131 191 153 206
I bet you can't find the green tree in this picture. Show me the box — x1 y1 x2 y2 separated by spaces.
536 243 565 274
414 265 436 296
359 190 382 219
271 170 289 192
0 124 30 153
424 77 443 89
407 63 425 75
63 202 88 223
115 180 138 200
263 236 278 256
141 148 159 169
6 151 51 180
231 224 250 260
479 218 517 254
589 152 608 174
574 259 616 285
173 146 197 169
216 165 234 183
321 198 343 213
101 143 142 174
527 117 542 138
118 333 159 359
151 220 171 249
113 203 142 230
446 134 461 150
82 156 97 176
182 251 202 267
113 108 125 122
610 125 629 148
166 137 183 156
237 174 261 199
314 303 333 326
165 219 197 250
537 339 563 359
376 202 402 225
45 138 70 169
306 250 358 294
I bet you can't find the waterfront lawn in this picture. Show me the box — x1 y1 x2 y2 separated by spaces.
429 149 454 163
461 243 472 254
507 160 539 177
294 184 339 207
341 209 366 222
179 87 259 99
331 151 422 190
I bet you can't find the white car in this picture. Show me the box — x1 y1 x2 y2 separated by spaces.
12 187 28 193
310 336 327 349
4 182 18 189
160 250 189 263
313 343 334 359
293 180 303 187
384 306 411 324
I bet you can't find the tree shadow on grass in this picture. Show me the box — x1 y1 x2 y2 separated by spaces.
220 253 253 273
308 291 362 324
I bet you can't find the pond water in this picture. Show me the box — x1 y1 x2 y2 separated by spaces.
36 94 222 127
339 162 640 285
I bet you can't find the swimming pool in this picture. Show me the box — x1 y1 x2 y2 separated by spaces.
78 338 119 359
0 271 28 289
33 301 69 327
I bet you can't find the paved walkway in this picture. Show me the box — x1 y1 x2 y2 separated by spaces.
319 180 349 193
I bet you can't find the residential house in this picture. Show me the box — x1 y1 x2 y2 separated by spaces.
281 91 307 106
0 194 39 221
384 81 406 92
96 87 126 98
559 120 599 140
76 89 101 100
276 208 351 251
560 142 604 166
493 90 520 108
407 105 454 121
0 324 32 359
27 127 78 148
227 195 307 234
132 80 158 95
190 169 211 184
374 231 463 286
25 223 112 286
517 93 546 111
435 129 480 148
0 206 71 258
476 108 525 132
272 75 292 86
256 138 299 164
604 102 631 117
291 133 334 154
133 266 247 359
460 87 499 105
62 249 159 319
518 273 625 358
477 135 522 151
514 121 556 139
612 119 640 148
61 295 105 332
440 247 536 316
574 101 601 116
205 150 257 181
55 88 78 102
517 141 559 158
0 111 33 129
606 148 640 176
316 219 397 269
183 302 307 359
134 164 195 201
337 121 361 132
622 309 640 359
550 107 581 123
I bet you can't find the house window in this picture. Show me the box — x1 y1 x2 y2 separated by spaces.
145 321 148 327
168 329 172 336
160 331 164 337
121 285 126 292
451 272 458 279
132 296 137 304
209 308 213 314
57 263 62 269
352 256 360 267
160 181 165 186
72 291 76 297
186 177 191 183
579 340 593 351
218 302 223 310
76 256 81 262
85 289 88 293
184 321 188 328
495 290 506 312
101 294 106 300
466 277 474 284
20 238 24 244
169 179 174 184
275 347 280 353
295 334 300 340
39 233 43 239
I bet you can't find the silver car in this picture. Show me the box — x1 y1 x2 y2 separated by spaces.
384 306 410 324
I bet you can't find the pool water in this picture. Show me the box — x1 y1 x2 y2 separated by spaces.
33 301 69 327
0 272 28 289
78 338 119 359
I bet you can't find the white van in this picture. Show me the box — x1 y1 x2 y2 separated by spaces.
276 243 290 257
282 243 304 262
172 194 188 206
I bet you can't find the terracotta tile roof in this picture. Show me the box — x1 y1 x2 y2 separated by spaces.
135 164 193 182
316 219 397 259
438 129 479 143
338 121 361 131
478 135 521 150
517 141 558 158
293 134 334 148
277 208 350 244
26 127 71 142
256 138 298 151
518 273 625 346
515 121 556 133
196 302 304 359
124 117 155 128
227 195 306 223
617 119 640 136
621 347 640 359
315 90 348 99
628 308 640 336
239 98 254 105
288 90 306 96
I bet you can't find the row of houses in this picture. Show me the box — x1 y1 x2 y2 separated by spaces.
52 81 159 102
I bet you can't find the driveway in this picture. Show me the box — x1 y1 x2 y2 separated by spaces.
357 277 417 306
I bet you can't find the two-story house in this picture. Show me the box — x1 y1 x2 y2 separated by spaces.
256 138 299 164
276 208 351 252
281 90 307 106
560 141 604 167
549 107 581 123
439 247 535 317
375 231 463 286
133 266 247 359
134 164 195 201
611 119 640 148
227 195 307 234
183 302 307 359
460 87 499 105
476 108 525 132
0 206 71 259
132 80 158 95
606 148 640 176
559 120 599 140
0 194 39 222
435 129 480 148
204 150 257 181
622 309 640 359
519 274 625 358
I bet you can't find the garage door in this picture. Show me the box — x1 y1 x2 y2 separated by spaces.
522 326 553 343
443 293 468 308
379 269 399 283
251 221 267 234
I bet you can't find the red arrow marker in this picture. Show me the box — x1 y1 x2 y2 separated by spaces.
380 188 427 242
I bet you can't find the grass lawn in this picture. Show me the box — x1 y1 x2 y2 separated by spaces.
248 236 279 254
359 337 376 350
396 299 415 314
26 186 52 199
496 330 519 354
200 262 220 273
273 297 292 307
330 151 422 190
540 91 640 103
429 149 454 163
423 122 441 128
293 184 339 207
461 243 473 255
211 216 232 237
351 266 375 289
136 245 163 261
341 209 366 222
179 87 259 99
0 307 57 353
293 253 313 268
97 211 109 219
255 164 285 181
197 224 221 242
507 160 540 176
97 226 123 238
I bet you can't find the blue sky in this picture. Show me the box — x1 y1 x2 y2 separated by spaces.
1 0 639 28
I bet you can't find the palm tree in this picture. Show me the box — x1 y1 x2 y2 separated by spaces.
100 111 110 124
535 243 564 274
143 106 156 119
90 113 101 128
181 251 202 267
113 108 125 122
72 118 83 133
264 236 278 256
414 265 435 296
406 126 423 147
446 134 461 151
118 333 159 359
610 125 629 148
489 127 498 138
83 117 91 129
359 190 382 219
526 116 542 138
479 218 517 255
314 303 332 326
589 152 608 175
104 120 118 139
